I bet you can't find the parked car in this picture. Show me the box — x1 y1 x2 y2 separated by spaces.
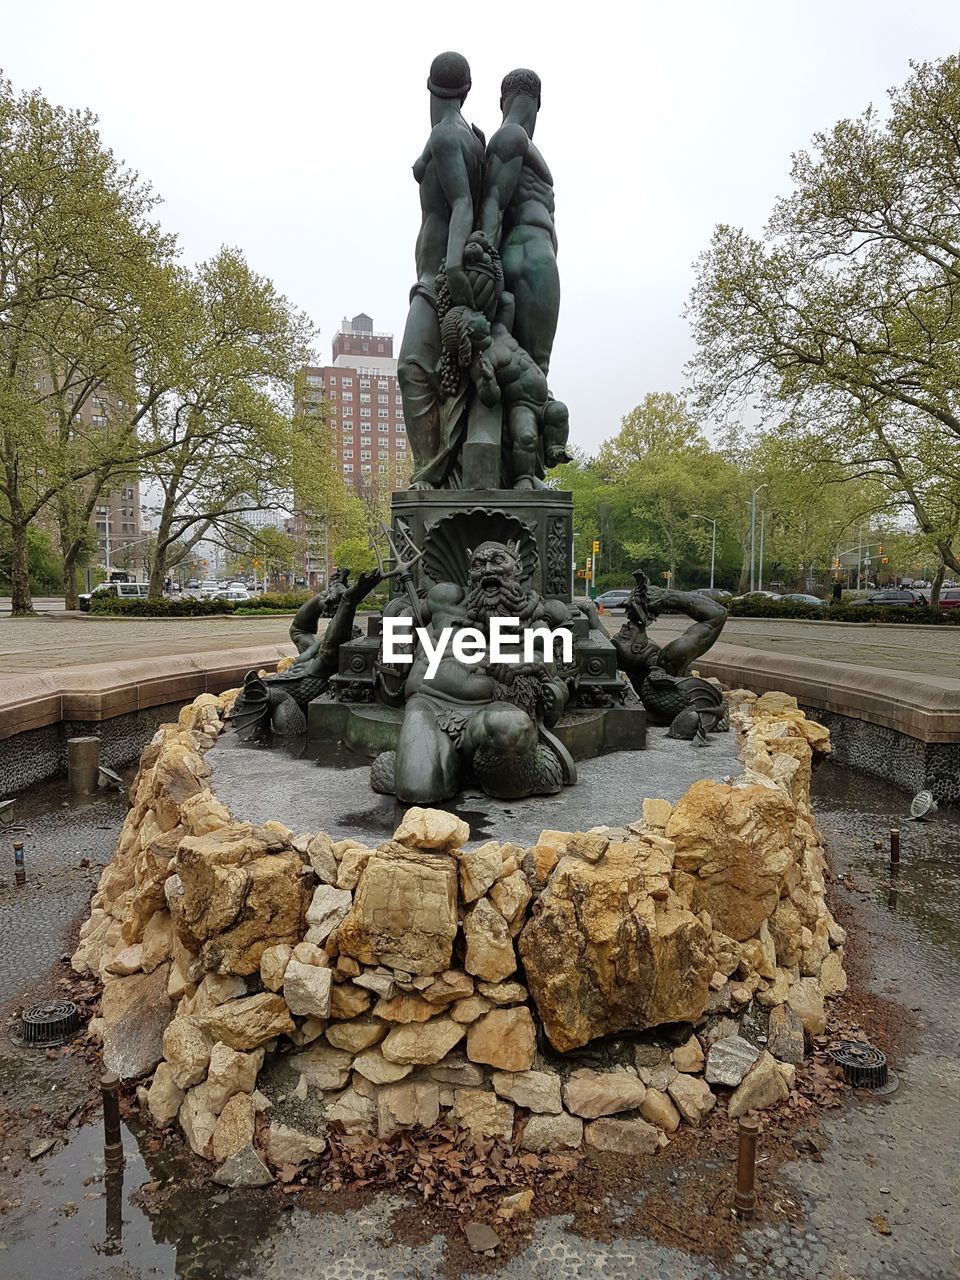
78 582 150 612
199 580 219 597
849 589 928 607
694 588 733 602
215 587 251 603
593 589 632 609
228 581 247 591
780 593 824 606
187 578 201 589
937 587 960 612
732 590 782 603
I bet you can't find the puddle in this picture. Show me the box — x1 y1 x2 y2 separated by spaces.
811 760 960 962
0 1113 285 1279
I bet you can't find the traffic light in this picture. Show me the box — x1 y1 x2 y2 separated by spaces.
878 544 884 555
881 556 889 565
591 539 600 554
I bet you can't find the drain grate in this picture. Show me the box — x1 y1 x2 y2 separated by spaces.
18 1000 82 1047
829 1040 889 1089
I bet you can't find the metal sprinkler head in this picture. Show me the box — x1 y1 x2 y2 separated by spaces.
908 789 937 821
97 765 124 790
0 799 15 826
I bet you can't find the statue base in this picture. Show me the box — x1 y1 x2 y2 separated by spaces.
307 697 646 761
390 487 574 603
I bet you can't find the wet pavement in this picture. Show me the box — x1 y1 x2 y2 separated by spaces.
0 761 958 1278
0 777 130 1009
211 723 743 848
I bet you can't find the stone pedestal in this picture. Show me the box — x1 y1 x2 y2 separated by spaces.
390 488 573 603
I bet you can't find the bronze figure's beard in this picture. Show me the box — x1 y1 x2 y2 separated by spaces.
465 573 527 627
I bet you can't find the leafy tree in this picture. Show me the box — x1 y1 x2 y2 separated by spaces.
0 75 176 613
139 249 320 596
331 536 377 574
596 394 740 587
688 54 960 601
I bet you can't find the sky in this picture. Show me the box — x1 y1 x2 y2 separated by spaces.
3 1 959 454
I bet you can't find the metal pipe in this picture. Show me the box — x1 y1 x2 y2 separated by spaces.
67 735 100 795
101 1072 124 1170
14 840 25 886
890 827 901 876
734 1115 759 1218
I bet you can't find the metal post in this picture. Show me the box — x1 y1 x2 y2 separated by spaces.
890 828 900 876
67 735 100 795
749 489 756 593
734 1115 759 1218
758 510 765 592
14 840 25 886
101 1072 124 1170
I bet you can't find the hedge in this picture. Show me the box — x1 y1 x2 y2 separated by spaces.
726 597 960 625
90 595 237 616
88 589 385 618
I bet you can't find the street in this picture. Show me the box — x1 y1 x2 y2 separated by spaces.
0 606 957 681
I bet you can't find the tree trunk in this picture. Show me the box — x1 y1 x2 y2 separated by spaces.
9 519 34 616
935 537 960 578
929 560 945 610
62 547 82 610
148 512 174 598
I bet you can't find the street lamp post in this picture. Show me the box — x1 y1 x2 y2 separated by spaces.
750 484 768 592
691 513 717 590
758 509 766 592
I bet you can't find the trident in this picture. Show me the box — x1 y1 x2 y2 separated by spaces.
370 521 426 627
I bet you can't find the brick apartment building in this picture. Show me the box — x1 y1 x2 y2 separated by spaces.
293 313 411 587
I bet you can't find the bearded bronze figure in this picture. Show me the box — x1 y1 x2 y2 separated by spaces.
370 540 576 803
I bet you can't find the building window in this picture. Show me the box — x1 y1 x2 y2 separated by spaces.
342 392 353 402
359 378 370 388
362 342 369 352
377 394 388 404
343 434 353 443
378 343 384 352
378 422 389 433
361 450 371 460
341 377 353 386
360 393 371 404
343 407 353 418
377 408 388 419
361 463 372 473
378 379 388 389
343 449 353 459
306 374 322 387
328 375 336 385
344 464 353 473
360 407 371 418
396 422 405 433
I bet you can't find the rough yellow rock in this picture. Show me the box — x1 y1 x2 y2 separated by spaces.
519 843 712 1052
667 780 798 941
172 832 310 975
464 897 517 983
337 843 458 976
465 1006 536 1072
380 1017 465 1065
392 806 470 852
201 992 295 1050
